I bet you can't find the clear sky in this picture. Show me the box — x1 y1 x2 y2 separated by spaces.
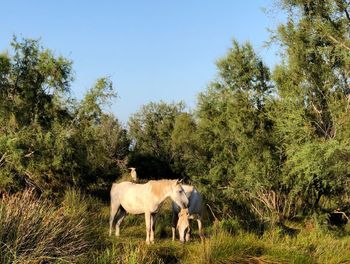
1 0 285 124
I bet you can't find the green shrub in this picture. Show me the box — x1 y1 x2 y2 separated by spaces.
218 219 241 235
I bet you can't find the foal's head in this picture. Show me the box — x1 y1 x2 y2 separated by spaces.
177 208 190 243
170 180 189 209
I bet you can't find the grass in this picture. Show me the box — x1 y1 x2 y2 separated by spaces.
0 189 100 263
91 202 350 264
1 189 350 263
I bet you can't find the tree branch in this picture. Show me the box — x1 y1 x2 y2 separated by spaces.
333 209 350 221
206 203 219 222
327 34 350 52
341 0 350 22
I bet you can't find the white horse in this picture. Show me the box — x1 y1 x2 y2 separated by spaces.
172 185 204 243
109 179 189 244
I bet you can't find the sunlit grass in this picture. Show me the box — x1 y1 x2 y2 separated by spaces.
1 189 350 264
0 189 98 264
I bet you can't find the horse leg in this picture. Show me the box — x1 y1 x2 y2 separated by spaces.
115 207 126 237
109 200 120 236
197 218 204 242
150 213 156 244
172 212 178 241
145 212 151 244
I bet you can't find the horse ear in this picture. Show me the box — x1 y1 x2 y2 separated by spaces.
177 179 183 184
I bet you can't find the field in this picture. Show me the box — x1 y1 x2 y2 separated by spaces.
2 3 350 262
1 189 350 264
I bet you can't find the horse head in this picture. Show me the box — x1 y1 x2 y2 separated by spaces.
170 180 189 209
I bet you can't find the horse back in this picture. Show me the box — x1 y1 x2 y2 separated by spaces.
110 181 158 214
188 188 203 216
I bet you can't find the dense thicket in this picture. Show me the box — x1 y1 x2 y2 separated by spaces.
126 0 350 225
271 0 350 217
0 38 129 198
1 0 350 226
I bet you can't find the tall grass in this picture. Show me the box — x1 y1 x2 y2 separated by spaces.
184 231 265 264
92 241 186 264
1 189 349 263
0 189 98 264
263 227 350 263
181 223 350 264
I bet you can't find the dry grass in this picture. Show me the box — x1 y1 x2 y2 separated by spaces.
0 189 98 264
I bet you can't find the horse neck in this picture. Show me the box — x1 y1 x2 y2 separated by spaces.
182 185 194 194
150 180 174 203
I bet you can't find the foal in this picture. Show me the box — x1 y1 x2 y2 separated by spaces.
172 185 204 243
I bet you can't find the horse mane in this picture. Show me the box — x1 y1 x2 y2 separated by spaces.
149 179 176 198
182 184 194 193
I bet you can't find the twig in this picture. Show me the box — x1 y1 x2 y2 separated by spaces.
327 34 350 52
24 151 35 158
206 203 219 222
334 209 350 221
0 152 7 164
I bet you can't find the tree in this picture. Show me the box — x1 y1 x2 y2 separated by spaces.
271 0 350 212
128 101 186 180
0 38 128 198
194 40 279 221
0 38 73 193
0 38 72 128
171 112 204 179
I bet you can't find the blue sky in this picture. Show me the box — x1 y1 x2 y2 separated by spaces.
1 1 285 124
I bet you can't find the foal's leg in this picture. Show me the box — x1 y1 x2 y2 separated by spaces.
185 225 191 242
171 212 178 241
115 207 126 237
145 212 151 244
109 200 120 236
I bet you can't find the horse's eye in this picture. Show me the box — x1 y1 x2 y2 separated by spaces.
178 190 182 193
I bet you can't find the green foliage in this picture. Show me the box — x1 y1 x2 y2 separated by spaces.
217 218 241 235
269 0 350 217
2 4 350 261
0 38 72 128
128 101 186 179
192 40 279 222
285 140 350 210
77 77 116 121
171 112 205 178
0 37 128 197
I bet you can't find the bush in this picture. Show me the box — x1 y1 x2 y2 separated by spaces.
0 189 98 263
218 219 241 235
